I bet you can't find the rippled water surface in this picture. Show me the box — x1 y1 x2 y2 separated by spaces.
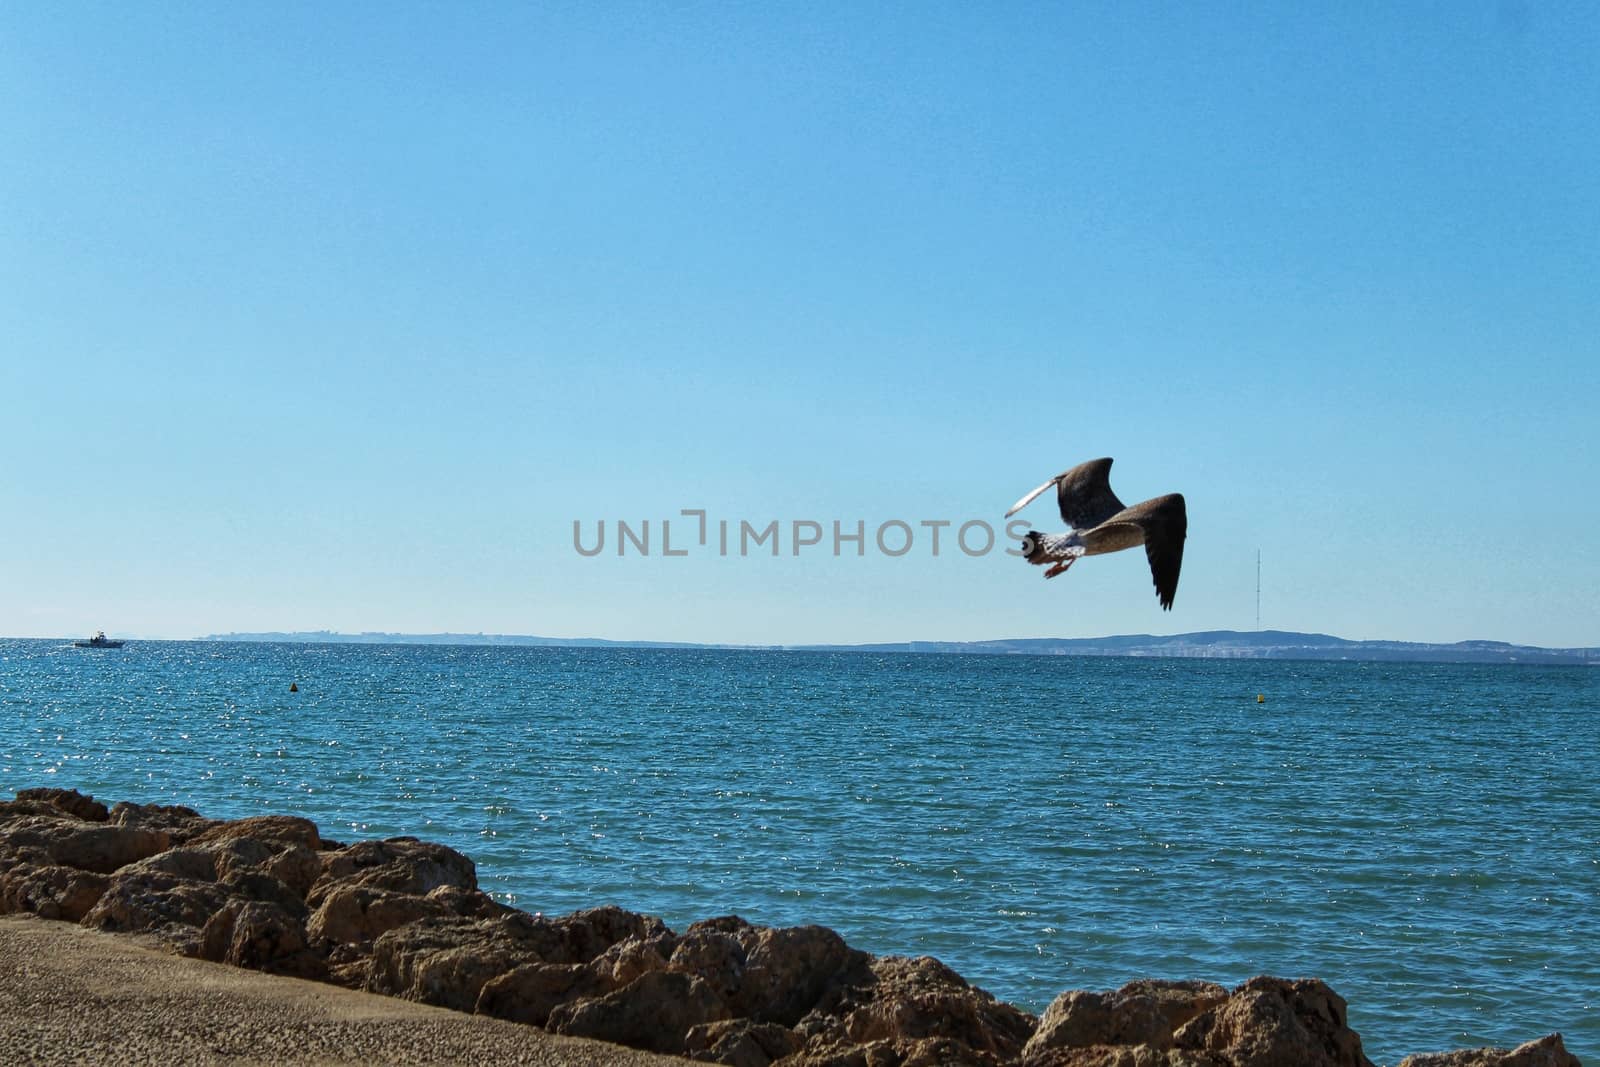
2 639 1596 1063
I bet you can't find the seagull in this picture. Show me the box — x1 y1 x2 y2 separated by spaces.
1006 457 1187 610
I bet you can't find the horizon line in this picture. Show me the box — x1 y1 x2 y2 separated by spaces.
8 627 1597 656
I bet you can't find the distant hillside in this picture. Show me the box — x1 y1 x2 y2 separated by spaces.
198 630 716 649
198 629 1598 665
797 630 1600 665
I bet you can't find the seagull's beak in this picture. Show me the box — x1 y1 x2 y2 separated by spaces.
1005 477 1058 518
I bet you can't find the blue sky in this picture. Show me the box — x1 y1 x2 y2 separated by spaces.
2 4 1595 647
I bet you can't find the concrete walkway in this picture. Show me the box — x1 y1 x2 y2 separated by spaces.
0 914 687 1066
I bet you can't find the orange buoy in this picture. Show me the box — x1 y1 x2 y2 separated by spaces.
1257 693 1265 704
289 682 299 693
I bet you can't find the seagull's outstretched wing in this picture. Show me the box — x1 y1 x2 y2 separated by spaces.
1005 478 1060 518
1130 494 1186 610
1006 457 1127 529
1055 458 1126 529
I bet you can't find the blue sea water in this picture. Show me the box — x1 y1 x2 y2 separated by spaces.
1 639 1595 1064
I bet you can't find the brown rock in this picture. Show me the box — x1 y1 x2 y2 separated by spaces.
364 906 672 1012
899 1035 1029 1066
366 913 545 1012
476 960 609 1027
795 954 1036 1067
425 884 517 921
14 788 109 821
107 800 217 842
0 799 76 825
668 916 870 1029
737 922 870 1027
190 814 322 852
542 905 672 965
549 969 732 1055
111 843 307 917
685 1018 804 1067
1021 1048 1223 1067
309 836 478 904
138 836 320 901
81 869 234 955
261 843 323 899
208 836 305 886
1397 1034 1581 1067
0 815 170 875
220 871 308 919
307 883 447 946
593 932 676 987
201 898 326 979
1173 977 1372 1067
309 885 513 989
0 862 109 921
669 922 747 1003
126 846 220 882
1025 980 1228 1058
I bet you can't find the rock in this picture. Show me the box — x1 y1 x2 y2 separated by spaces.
201 898 326 980
0 799 77 825
669 916 869 1028
1020 1048 1221 1067
81 869 235 955
735 922 869 1026
548 969 732 1055
107 800 218 842
50 823 173 874
684 1019 804 1067
366 914 545 1012
0 863 109 921
207 836 313 890
307 884 447 946
132 835 321 901
309 837 478 904
669 922 747 1003
794 954 1037 1066
1025 980 1229 1058
308 885 514 989
220 870 308 919
543 905 672 965
593 931 676 987
1172 977 1372 1067
425 884 517 921
0 815 170 875
1397 1034 1581 1067
102 841 309 917
364 906 671 1012
261 843 323 899
190 814 322 852
476 961 610 1027
126 846 221 882
15 787 108 822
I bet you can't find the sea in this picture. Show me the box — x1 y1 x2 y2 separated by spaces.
1 638 1595 1065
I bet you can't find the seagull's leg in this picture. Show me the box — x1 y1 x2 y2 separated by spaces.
1044 559 1075 579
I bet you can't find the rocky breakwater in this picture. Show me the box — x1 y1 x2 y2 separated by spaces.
0 788 1580 1067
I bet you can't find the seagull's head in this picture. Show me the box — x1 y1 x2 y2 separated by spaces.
1019 531 1044 563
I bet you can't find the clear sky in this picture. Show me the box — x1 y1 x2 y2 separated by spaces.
2 4 1596 647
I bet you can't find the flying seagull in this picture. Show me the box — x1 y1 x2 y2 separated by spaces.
1006 457 1187 610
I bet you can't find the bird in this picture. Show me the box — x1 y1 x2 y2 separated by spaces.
1005 457 1187 610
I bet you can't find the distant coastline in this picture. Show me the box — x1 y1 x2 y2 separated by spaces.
195 629 1599 666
